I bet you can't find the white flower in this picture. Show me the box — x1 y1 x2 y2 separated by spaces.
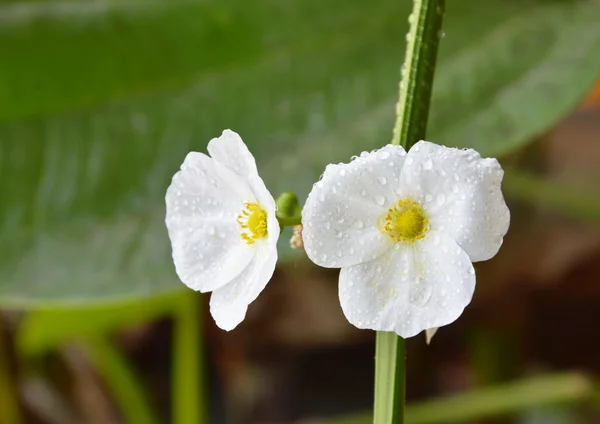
302 141 510 338
165 130 279 331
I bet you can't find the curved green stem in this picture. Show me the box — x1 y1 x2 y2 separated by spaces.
375 0 445 423
85 337 159 424
276 214 302 227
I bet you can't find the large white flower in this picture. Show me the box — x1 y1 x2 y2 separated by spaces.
165 130 279 331
302 141 510 338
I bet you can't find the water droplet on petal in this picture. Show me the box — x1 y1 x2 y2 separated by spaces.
406 157 414 165
320 253 328 262
436 193 446 206
425 193 433 202
353 220 364 229
377 150 391 160
378 176 387 186
374 195 386 206
423 159 433 170
339 169 346 177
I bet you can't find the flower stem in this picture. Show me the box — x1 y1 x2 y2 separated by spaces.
375 0 445 423
276 214 302 227
392 0 445 150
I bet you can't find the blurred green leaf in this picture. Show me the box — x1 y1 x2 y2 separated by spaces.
1 0 599 305
309 372 596 424
17 291 187 354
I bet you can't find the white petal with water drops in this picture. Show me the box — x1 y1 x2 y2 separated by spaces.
399 140 510 262
302 144 406 268
303 140 509 338
338 233 475 338
166 130 279 331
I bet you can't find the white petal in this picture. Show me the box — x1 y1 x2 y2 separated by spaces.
210 247 278 331
400 141 510 262
207 129 259 180
207 129 279 244
338 232 475 338
302 145 407 268
166 152 256 292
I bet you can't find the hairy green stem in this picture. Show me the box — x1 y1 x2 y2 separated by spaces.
375 0 445 423
392 0 445 149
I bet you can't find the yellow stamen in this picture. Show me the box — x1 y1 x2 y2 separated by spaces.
381 199 428 243
237 203 268 245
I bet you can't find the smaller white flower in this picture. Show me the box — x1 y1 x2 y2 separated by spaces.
302 141 510 338
165 130 279 331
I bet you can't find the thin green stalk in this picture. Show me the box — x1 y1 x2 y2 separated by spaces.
276 214 302 227
173 292 206 424
85 337 159 424
375 0 445 423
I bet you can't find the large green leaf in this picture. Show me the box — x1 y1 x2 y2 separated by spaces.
1 0 599 306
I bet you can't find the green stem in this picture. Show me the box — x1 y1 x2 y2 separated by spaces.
276 214 302 227
375 0 445 423
374 332 406 424
392 0 445 149
172 292 206 424
85 337 159 424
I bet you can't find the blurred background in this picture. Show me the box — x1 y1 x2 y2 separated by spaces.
1 0 600 423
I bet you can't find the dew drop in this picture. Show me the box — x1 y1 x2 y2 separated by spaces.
452 185 459 194
378 176 387 186
339 169 346 177
320 253 328 262
405 157 414 165
374 195 386 206
436 193 446 206
353 220 364 229
423 159 433 170
377 150 391 160
425 193 433 202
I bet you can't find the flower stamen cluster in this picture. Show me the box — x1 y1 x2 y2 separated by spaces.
237 202 268 245
382 199 428 243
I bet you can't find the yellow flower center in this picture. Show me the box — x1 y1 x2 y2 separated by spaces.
237 202 268 245
382 199 428 242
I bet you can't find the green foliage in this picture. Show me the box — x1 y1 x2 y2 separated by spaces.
1 0 599 305
317 372 595 424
